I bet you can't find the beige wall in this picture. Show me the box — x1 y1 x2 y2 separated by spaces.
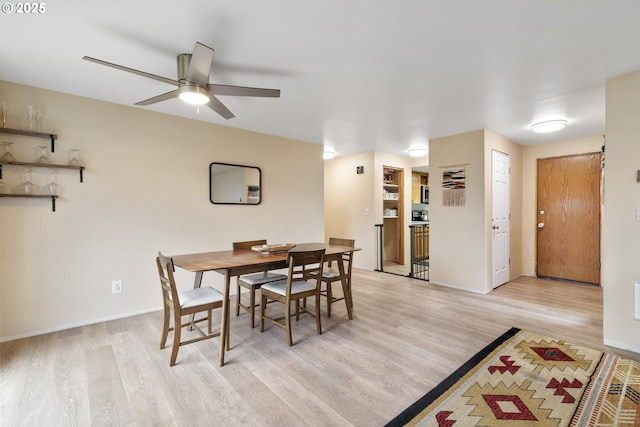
602 71 640 352
324 151 415 269
0 81 325 341
521 135 603 276
429 130 488 292
324 152 376 268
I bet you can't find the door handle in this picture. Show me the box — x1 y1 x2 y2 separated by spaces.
492 225 500 230
538 222 545 229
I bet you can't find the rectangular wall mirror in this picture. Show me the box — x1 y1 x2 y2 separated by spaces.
209 162 261 205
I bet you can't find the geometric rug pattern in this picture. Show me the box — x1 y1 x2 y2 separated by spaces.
385 328 640 426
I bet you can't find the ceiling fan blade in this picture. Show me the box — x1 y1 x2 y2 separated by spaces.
186 42 214 86
135 89 180 106
83 56 179 86
82 56 180 86
208 96 235 119
211 84 281 98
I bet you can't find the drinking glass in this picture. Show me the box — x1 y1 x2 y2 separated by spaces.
26 104 35 130
1 141 16 162
36 108 43 131
13 168 38 194
0 179 4 193
1 100 7 128
44 169 61 195
67 148 81 166
34 145 50 164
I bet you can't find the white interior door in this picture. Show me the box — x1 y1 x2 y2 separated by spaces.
492 150 510 288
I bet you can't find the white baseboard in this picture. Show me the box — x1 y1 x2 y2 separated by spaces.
0 306 162 343
603 338 640 355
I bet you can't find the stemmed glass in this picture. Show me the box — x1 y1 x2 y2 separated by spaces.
1 100 7 128
67 148 81 166
13 168 38 194
1 141 17 162
34 145 50 164
44 169 61 196
26 104 36 130
36 108 43 131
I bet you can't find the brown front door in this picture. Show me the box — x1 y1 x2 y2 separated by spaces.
536 153 601 284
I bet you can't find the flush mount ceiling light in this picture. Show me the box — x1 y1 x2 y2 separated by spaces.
323 150 336 160
408 147 429 157
530 119 567 133
178 84 210 105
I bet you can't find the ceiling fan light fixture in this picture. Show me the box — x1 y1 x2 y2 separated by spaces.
179 85 210 105
530 119 567 133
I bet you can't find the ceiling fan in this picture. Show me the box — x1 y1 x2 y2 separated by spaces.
82 42 280 119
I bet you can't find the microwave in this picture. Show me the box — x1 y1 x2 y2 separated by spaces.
420 185 429 204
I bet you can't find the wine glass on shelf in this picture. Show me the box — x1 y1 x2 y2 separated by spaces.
36 108 44 131
67 148 81 166
34 145 51 164
26 104 35 130
1 100 7 128
1 141 17 162
13 167 38 195
44 169 61 196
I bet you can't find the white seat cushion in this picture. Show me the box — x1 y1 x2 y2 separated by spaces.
261 279 317 296
239 272 287 286
322 267 342 279
179 286 223 309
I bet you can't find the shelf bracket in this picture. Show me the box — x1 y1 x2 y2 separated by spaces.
50 135 55 152
0 164 2 180
80 167 84 183
51 196 56 212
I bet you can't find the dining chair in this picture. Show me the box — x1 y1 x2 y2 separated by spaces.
233 240 287 328
322 237 356 319
259 248 325 346
156 251 224 366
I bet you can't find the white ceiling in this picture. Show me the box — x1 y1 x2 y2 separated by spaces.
2 1 640 157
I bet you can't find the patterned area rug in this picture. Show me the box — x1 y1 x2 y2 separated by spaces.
386 327 640 426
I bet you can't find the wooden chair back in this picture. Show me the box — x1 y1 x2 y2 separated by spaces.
287 248 326 292
157 252 179 304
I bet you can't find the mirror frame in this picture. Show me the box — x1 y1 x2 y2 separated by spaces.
209 162 262 205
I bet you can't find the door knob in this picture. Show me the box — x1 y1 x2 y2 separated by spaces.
538 222 545 229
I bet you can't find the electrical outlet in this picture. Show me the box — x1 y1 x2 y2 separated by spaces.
112 279 123 294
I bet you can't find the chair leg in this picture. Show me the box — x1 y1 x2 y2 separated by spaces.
235 282 241 316
249 287 256 328
315 293 322 335
208 309 212 334
260 294 266 332
170 313 182 366
285 301 293 346
160 305 170 349
326 282 332 317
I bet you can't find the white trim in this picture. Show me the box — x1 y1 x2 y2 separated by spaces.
0 306 162 343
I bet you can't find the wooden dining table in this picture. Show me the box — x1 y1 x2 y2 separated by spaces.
170 242 359 366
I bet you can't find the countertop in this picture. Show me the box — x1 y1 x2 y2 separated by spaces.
410 221 429 226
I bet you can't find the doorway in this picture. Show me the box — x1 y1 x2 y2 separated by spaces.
536 153 601 285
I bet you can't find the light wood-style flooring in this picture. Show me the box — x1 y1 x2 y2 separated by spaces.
2 271 638 426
